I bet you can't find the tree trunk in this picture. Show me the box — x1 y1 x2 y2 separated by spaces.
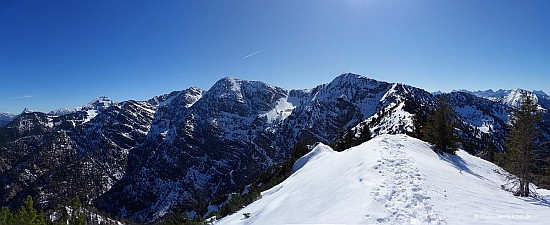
524 181 530 197
516 179 525 196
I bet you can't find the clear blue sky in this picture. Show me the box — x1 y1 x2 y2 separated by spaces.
1 0 549 113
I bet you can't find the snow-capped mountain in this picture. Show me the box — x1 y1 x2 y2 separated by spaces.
0 113 16 126
466 89 550 110
216 135 550 225
21 107 34 114
462 89 550 140
0 97 158 211
83 96 117 110
48 108 80 116
47 96 116 116
96 78 292 222
0 73 549 224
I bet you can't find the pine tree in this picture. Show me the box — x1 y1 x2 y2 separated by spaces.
344 128 353 149
352 123 371 146
53 206 69 225
35 210 46 225
421 95 458 154
505 93 542 197
17 195 38 225
69 196 85 225
0 196 49 225
0 207 13 225
411 112 427 139
484 142 496 162
334 128 354 151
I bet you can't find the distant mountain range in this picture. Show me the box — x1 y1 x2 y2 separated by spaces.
1 73 549 223
457 88 549 108
0 113 17 126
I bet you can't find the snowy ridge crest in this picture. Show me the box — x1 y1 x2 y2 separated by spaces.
216 135 550 225
292 143 334 172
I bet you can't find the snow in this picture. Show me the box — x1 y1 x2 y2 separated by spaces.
503 89 532 108
83 109 98 123
469 88 546 110
216 134 550 225
227 77 241 92
367 101 415 135
85 96 116 110
263 97 296 123
455 105 493 134
291 143 333 172
48 107 80 116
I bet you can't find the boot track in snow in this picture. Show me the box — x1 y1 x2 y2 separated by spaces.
371 136 446 224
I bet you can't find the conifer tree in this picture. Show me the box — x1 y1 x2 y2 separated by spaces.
0 196 48 225
35 211 46 225
17 195 38 225
484 142 496 162
353 123 371 146
0 206 13 225
334 128 354 151
422 95 458 154
69 196 85 225
344 128 353 149
505 94 541 197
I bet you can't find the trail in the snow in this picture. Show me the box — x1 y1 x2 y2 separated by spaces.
371 136 446 224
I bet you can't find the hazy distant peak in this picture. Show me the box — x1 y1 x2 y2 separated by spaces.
533 90 549 98
21 107 34 114
84 96 116 110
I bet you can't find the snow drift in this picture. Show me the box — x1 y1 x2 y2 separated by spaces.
216 134 550 225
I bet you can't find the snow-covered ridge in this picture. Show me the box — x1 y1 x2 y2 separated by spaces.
48 107 80 116
216 134 550 225
0 112 17 120
464 89 549 109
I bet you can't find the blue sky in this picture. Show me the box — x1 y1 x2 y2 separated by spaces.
1 0 549 113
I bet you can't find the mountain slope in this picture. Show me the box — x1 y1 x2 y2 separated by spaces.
0 98 158 210
216 135 550 225
1 73 550 223
0 113 16 126
96 79 292 222
95 74 448 222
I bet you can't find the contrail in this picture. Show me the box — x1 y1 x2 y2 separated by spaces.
8 95 34 100
243 44 279 59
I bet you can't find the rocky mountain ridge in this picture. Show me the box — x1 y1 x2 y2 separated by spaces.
1 73 549 223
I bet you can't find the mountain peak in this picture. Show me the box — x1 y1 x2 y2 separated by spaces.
210 77 244 93
21 107 34 114
332 72 363 83
329 73 388 88
209 77 281 95
84 96 116 110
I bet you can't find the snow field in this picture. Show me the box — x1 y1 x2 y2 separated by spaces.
216 134 550 225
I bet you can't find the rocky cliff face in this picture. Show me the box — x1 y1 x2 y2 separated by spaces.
0 98 157 210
